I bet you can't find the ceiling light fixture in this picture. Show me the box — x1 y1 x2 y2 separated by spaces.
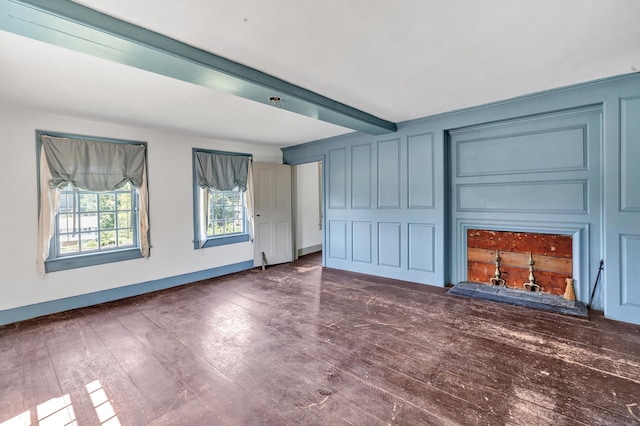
268 96 282 108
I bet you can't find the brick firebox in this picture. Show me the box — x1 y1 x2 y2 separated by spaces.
467 229 572 295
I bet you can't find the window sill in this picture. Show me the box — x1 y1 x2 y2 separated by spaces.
45 248 143 272
195 233 250 249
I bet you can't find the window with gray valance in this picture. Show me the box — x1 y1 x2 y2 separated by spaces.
195 151 249 192
37 134 150 272
41 136 146 191
192 150 253 249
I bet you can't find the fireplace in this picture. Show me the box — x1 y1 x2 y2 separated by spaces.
466 229 572 296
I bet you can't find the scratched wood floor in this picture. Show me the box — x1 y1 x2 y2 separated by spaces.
1 253 640 425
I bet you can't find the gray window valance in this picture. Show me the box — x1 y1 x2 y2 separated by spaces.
195 151 249 192
41 135 146 191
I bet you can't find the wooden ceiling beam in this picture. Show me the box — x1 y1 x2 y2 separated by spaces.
0 0 397 135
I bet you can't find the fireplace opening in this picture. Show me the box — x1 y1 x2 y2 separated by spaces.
467 229 572 296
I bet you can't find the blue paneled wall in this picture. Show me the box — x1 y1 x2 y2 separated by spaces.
448 106 602 305
282 73 640 325
286 128 444 285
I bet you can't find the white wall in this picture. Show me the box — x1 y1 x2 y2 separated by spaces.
0 103 282 311
295 162 322 253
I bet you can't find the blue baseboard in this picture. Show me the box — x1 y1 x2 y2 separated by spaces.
0 260 255 327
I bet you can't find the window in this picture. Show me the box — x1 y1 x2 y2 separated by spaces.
56 182 137 255
37 131 149 272
192 149 253 249
207 189 245 237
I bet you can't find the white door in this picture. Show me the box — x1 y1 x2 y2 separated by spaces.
253 162 293 267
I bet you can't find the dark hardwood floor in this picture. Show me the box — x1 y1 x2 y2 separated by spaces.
1 252 640 425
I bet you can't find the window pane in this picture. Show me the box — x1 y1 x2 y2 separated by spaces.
100 212 115 230
100 230 116 249
117 192 131 210
117 212 131 228
99 193 115 211
213 206 223 221
213 192 223 205
80 233 99 252
118 229 134 247
59 190 75 213
59 233 78 254
80 193 97 212
58 213 76 235
80 213 97 231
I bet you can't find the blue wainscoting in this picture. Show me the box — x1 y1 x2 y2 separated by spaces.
378 222 402 268
329 220 348 260
352 221 373 263
351 144 372 208
407 133 435 209
282 73 640 325
377 138 401 208
408 223 435 272
605 94 640 323
329 148 347 209
621 99 640 212
0 260 254 326
284 127 444 285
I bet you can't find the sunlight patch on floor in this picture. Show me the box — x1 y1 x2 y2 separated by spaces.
86 381 121 426
0 410 31 426
37 395 75 426
0 380 120 426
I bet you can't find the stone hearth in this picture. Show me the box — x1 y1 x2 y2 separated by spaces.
448 281 588 317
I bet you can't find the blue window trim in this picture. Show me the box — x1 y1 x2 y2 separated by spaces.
45 248 143 273
201 233 250 248
36 130 149 272
192 148 252 250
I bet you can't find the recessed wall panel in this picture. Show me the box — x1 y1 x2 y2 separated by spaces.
275 221 290 257
351 144 371 208
457 127 586 177
458 181 587 213
258 223 272 254
407 133 434 208
409 224 434 272
621 235 640 307
256 168 273 211
329 148 346 209
377 139 400 208
352 221 372 263
378 222 401 267
621 98 640 212
275 169 290 210
329 220 347 260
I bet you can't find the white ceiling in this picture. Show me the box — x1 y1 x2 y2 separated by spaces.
1 0 639 146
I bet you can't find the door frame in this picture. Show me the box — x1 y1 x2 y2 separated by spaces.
285 155 326 266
